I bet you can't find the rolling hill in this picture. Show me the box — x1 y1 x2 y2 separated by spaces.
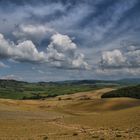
101 84 140 99
0 78 140 100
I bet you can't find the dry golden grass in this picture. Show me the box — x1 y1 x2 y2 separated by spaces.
0 88 140 140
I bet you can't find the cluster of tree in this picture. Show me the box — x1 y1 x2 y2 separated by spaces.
22 93 58 100
101 85 140 99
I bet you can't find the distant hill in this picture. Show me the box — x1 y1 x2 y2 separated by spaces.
0 78 140 100
53 79 140 87
1 78 140 86
116 78 140 85
101 85 140 99
0 79 103 100
0 79 28 87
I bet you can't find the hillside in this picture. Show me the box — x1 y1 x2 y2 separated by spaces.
0 79 106 99
0 88 140 139
0 78 140 100
101 85 140 99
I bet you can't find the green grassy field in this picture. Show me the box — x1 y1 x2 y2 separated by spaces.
0 79 139 100
0 80 114 99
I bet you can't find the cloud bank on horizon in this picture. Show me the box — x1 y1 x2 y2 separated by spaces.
0 0 140 81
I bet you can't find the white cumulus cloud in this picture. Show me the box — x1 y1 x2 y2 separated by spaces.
46 33 90 70
100 45 140 69
0 33 46 63
13 24 55 41
100 49 126 68
0 33 90 70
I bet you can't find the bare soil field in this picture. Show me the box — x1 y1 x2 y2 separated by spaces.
0 88 140 140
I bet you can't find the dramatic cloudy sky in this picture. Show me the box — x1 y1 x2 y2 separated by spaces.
0 0 140 81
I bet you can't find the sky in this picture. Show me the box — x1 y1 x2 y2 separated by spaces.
0 0 140 82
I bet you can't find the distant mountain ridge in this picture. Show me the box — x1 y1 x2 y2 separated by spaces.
44 78 140 85
0 78 140 85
